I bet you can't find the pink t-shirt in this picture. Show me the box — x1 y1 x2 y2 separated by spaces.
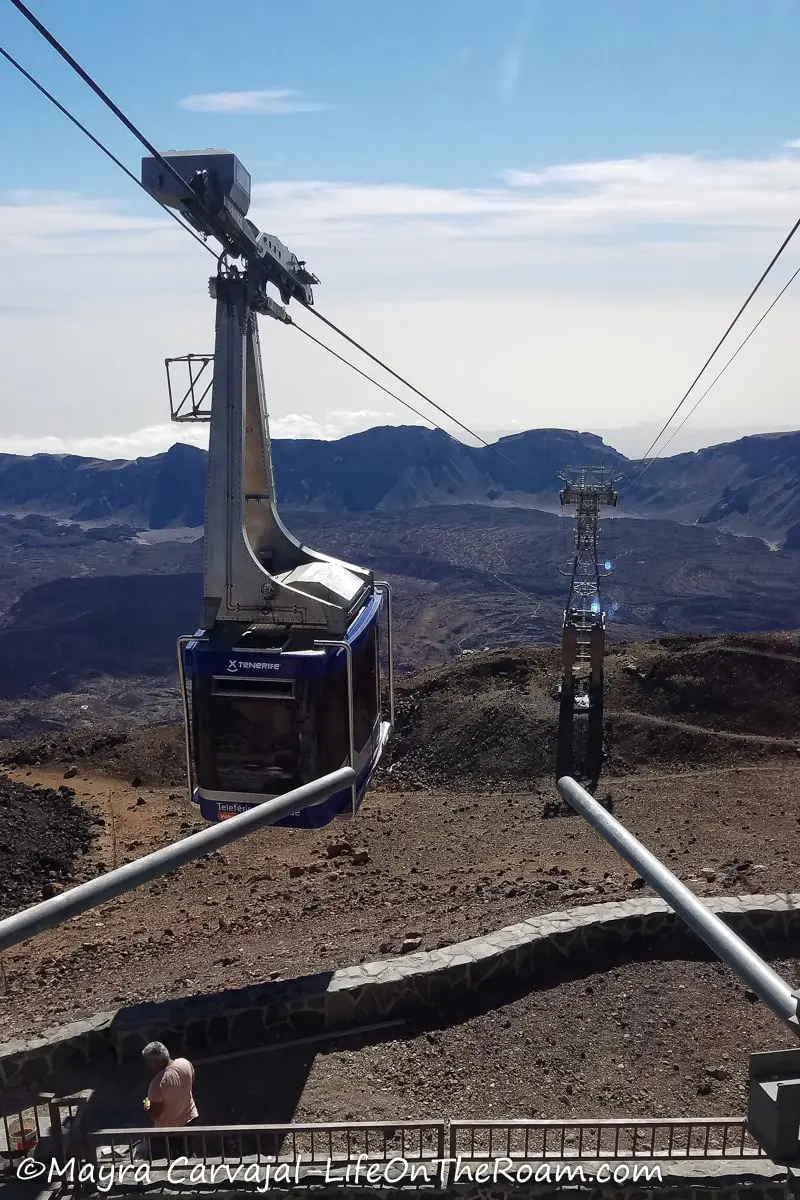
147 1058 198 1128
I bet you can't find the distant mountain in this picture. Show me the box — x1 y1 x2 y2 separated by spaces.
0 441 206 529
625 430 800 542
0 425 798 541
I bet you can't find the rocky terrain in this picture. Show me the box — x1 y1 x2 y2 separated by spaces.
0 775 94 917
0 503 798 738
0 633 797 1067
5 632 798 792
288 955 799 1124
0 425 799 740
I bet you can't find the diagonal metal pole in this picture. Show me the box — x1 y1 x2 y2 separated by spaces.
557 775 800 1036
0 767 355 952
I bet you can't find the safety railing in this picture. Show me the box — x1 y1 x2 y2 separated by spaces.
448 1118 767 1162
2 1108 776 1195
0 1091 90 1178
87 1120 446 1177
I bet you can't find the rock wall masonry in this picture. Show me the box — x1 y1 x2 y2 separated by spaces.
2 894 799 1091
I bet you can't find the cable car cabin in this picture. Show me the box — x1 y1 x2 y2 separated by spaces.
178 587 392 829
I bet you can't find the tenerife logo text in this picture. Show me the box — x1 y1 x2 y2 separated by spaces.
227 659 281 673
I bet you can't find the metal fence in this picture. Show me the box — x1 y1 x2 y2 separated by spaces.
85 1120 447 1187
87 1118 445 1167
1 1107 775 1196
448 1118 768 1162
0 1091 90 1178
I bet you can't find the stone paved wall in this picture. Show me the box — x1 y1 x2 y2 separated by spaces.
2 893 799 1091
104 1183 789 1199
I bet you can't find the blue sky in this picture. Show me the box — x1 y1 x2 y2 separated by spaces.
2 0 800 458
5 0 800 184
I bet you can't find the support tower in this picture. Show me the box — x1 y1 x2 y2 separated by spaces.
556 465 618 791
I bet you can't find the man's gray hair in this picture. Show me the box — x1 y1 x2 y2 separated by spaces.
142 1041 170 1064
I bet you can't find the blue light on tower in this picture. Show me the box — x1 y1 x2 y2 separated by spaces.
590 598 601 614
604 560 612 571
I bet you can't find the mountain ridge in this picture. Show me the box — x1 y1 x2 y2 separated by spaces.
1 424 799 541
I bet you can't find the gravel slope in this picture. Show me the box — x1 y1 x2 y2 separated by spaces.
196 956 799 1126
0 761 797 1045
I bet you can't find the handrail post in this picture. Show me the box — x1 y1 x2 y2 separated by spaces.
556 773 800 1166
556 775 800 1035
0 767 355 952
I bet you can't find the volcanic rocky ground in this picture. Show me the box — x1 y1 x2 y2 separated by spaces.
1 504 800 743
0 633 798 1121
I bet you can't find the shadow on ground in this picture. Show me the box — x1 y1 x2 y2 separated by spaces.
42 1023 408 1133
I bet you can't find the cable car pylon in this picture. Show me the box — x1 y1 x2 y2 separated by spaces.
555 465 618 795
142 149 394 829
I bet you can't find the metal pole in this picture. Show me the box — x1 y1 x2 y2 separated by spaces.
556 775 800 1035
0 767 355 952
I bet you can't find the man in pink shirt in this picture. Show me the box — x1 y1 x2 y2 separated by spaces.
142 1042 198 1157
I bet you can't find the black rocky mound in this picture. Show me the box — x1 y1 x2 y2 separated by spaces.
0 773 95 918
380 633 800 789
1 727 186 789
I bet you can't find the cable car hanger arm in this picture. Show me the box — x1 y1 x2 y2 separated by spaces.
141 149 318 309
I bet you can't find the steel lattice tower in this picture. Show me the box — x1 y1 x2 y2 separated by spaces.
556 465 618 791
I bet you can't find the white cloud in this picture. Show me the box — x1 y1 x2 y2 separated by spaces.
0 191 171 257
239 153 800 260
3 147 800 460
0 412 411 460
271 409 406 439
178 89 332 115
8 152 800 264
0 425 207 460
784 139 800 150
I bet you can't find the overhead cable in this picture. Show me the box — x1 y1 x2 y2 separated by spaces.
8 0 525 472
307 308 523 470
0 44 217 258
293 320 521 466
634 260 800 482
292 322 450 438
7 0 209 222
639 210 800 466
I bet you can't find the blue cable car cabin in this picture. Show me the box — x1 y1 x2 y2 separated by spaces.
179 587 392 829
146 148 394 827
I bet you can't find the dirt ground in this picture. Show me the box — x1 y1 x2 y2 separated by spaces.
2 633 799 1123
284 955 800 1123
0 759 797 1048
88 955 796 1129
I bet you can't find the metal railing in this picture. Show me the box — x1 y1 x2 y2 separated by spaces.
0 1092 90 1177
87 1120 446 1180
448 1118 767 1163
1 1109 776 1195
0 766 355 952
556 775 800 1037
87 1118 768 1169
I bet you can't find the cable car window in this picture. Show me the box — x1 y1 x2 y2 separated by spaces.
209 695 299 793
352 625 379 748
320 655 348 770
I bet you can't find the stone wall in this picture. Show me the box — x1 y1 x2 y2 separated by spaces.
106 1181 789 1200
2 893 799 1091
